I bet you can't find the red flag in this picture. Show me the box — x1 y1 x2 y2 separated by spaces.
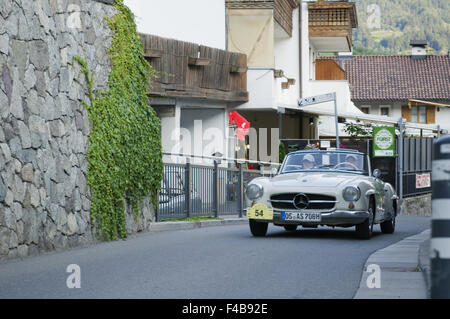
229 111 250 141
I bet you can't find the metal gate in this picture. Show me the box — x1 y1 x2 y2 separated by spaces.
157 159 276 221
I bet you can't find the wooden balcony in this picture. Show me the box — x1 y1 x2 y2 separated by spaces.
308 1 357 52
226 0 299 37
315 59 346 80
139 33 248 103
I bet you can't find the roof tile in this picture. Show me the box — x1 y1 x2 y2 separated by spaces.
340 55 450 102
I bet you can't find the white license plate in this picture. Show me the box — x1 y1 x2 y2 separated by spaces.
281 211 322 222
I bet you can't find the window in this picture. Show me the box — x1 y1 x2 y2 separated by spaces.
410 106 427 123
360 106 370 114
380 106 390 116
418 106 426 123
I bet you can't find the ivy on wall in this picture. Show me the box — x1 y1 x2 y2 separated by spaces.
75 0 163 241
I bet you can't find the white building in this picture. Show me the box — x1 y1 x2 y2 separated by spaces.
126 0 364 164
335 41 450 137
125 0 248 164
124 0 226 50
225 0 361 161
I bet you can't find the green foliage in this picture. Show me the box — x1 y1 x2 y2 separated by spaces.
287 144 300 153
343 121 373 138
304 143 319 150
74 0 163 241
279 142 286 163
354 0 450 55
352 46 393 55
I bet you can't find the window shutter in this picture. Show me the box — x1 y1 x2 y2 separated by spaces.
426 106 436 124
401 105 411 122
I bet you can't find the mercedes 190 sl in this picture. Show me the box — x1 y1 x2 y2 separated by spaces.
245 149 399 239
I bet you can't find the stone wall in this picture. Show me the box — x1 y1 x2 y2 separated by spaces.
400 194 432 217
0 0 155 261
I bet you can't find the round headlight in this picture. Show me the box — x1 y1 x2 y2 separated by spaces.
343 186 360 202
245 184 264 200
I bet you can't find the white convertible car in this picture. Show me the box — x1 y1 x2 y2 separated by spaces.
245 149 399 239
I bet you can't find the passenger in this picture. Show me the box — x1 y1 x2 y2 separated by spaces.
302 154 315 169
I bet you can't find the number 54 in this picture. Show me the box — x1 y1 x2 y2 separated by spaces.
255 210 264 217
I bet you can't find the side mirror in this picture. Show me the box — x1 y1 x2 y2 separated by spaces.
271 167 278 176
372 169 381 179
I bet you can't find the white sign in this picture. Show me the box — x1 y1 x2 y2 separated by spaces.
298 93 335 107
320 140 331 148
374 150 394 157
416 173 431 189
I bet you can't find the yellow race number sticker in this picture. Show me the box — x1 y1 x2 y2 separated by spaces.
247 203 273 220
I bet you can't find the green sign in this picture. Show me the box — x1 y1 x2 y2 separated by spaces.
373 126 396 157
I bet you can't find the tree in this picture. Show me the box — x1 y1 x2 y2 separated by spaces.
343 121 373 138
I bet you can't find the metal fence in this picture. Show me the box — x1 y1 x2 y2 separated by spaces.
157 137 434 220
157 158 277 221
402 138 433 197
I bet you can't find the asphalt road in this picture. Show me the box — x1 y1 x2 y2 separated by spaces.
0 215 430 299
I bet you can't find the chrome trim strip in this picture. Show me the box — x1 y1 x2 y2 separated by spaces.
269 200 337 203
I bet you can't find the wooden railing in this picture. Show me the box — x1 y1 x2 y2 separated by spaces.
139 33 248 103
226 0 298 37
308 1 357 47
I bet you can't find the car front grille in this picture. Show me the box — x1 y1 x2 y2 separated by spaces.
270 193 336 211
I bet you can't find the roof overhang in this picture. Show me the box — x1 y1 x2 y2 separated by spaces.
309 36 351 52
408 99 450 108
293 106 442 133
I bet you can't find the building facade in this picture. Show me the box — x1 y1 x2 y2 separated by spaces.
226 0 360 159
337 43 450 136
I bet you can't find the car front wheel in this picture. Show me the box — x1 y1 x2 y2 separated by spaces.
249 219 268 237
380 215 395 234
356 200 375 239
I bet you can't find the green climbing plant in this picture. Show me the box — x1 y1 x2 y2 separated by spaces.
74 0 163 241
343 121 373 138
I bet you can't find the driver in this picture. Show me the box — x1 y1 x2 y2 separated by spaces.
344 154 359 169
302 154 316 169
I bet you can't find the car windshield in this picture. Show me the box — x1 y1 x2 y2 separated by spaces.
280 151 368 175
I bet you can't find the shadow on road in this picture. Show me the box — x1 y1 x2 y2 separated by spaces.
266 227 385 241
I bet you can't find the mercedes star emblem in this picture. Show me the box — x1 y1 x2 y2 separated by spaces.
293 193 309 210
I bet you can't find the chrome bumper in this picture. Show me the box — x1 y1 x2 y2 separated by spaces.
272 210 369 226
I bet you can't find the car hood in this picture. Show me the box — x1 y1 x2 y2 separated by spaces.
269 171 363 188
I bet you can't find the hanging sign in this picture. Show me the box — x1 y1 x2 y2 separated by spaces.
373 126 396 157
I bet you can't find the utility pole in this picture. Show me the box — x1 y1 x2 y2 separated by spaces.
431 136 450 298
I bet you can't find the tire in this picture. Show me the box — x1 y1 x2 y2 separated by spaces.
356 199 375 239
380 214 396 234
284 225 298 231
249 219 268 237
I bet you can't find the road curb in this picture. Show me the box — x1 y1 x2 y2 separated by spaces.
354 229 430 299
149 217 249 232
418 238 431 298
